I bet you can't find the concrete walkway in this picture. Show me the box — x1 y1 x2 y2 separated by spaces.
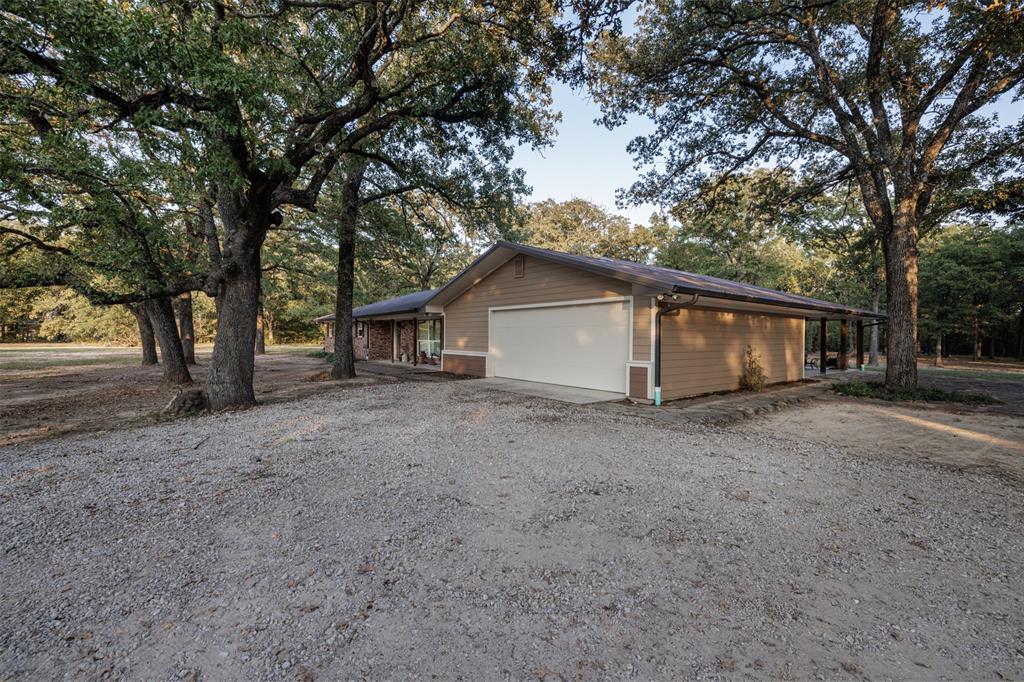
475 377 625 404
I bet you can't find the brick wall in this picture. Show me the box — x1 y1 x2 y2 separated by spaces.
366 321 392 360
351 323 367 359
323 322 333 351
322 319 424 363
397 321 415 362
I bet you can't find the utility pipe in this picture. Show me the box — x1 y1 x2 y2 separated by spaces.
654 293 699 406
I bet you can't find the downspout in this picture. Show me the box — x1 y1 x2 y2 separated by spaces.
654 294 699 406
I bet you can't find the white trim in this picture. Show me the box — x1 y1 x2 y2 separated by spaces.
441 349 488 357
487 296 629 312
626 295 634 363
649 296 656 364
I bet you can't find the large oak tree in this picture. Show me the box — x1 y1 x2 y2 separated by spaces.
2 0 595 408
590 0 1024 388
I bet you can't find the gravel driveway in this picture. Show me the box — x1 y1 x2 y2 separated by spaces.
2 380 1022 680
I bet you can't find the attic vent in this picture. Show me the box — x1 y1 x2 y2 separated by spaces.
513 254 525 278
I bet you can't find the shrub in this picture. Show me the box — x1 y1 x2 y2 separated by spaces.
739 345 767 392
833 380 998 404
309 350 334 363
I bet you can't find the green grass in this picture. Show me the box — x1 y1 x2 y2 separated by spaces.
861 364 1024 383
833 380 999 404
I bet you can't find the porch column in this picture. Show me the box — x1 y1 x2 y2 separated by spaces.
856 320 864 370
391 320 396 362
819 318 827 375
412 317 418 365
839 319 848 370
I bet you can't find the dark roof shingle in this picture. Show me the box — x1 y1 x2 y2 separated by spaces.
315 288 438 322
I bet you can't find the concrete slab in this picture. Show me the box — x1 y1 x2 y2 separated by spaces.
476 377 624 404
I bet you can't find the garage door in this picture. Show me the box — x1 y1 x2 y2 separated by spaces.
490 300 629 392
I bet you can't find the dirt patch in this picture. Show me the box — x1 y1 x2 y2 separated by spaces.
742 396 1024 481
0 348 408 446
1 381 1021 679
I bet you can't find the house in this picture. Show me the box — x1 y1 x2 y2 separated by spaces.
317 241 884 403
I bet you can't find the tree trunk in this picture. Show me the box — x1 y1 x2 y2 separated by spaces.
1018 307 1023 361
881 216 919 389
143 297 192 385
973 317 982 361
869 286 880 366
933 331 943 367
264 310 275 345
126 304 159 365
175 292 197 365
206 264 261 410
331 159 368 380
205 192 267 410
255 305 266 355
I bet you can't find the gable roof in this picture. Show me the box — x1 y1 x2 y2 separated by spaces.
317 241 885 323
315 288 438 322
427 241 885 320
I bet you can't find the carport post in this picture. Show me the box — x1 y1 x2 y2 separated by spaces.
839 319 849 370
412 317 418 365
856 320 864 370
819 318 827 375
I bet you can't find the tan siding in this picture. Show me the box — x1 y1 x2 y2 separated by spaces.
628 366 649 399
661 308 804 399
443 255 631 353
632 296 653 361
442 354 486 376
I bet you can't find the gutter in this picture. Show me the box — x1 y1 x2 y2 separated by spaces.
654 293 700 406
670 284 884 320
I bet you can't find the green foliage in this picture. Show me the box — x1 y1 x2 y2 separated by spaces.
261 226 336 343
833 381 998 405
31 289 136 344
354 193 479 305
309 350 334 363
0 289 45 340
919 224 1023 350
519 198 667 262
738 345 767 392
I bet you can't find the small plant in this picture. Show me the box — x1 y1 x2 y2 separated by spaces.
833 380 998 404
308 349 334 362
739 345 766 392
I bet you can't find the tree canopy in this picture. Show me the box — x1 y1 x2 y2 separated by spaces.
589 0 1024 388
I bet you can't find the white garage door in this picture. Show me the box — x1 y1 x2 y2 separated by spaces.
490 300 629 392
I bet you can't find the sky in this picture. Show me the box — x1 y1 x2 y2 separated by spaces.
511 63 1023 231
511 82 660 227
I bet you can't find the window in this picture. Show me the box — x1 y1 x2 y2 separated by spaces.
357 322 364 338
327 322 335 337
513 254 525 278
417 319 441 359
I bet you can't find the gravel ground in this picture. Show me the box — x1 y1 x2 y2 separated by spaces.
2 380 1022 680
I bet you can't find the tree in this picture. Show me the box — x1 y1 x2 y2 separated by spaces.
919 223 1024 361
657 171 816 290
789 186 885 364
357 195 476 299
590 0 1024 388
521 198 665 262
126 304 159 365
2 0 594 408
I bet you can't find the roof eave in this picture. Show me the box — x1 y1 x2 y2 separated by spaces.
669 284 886 320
